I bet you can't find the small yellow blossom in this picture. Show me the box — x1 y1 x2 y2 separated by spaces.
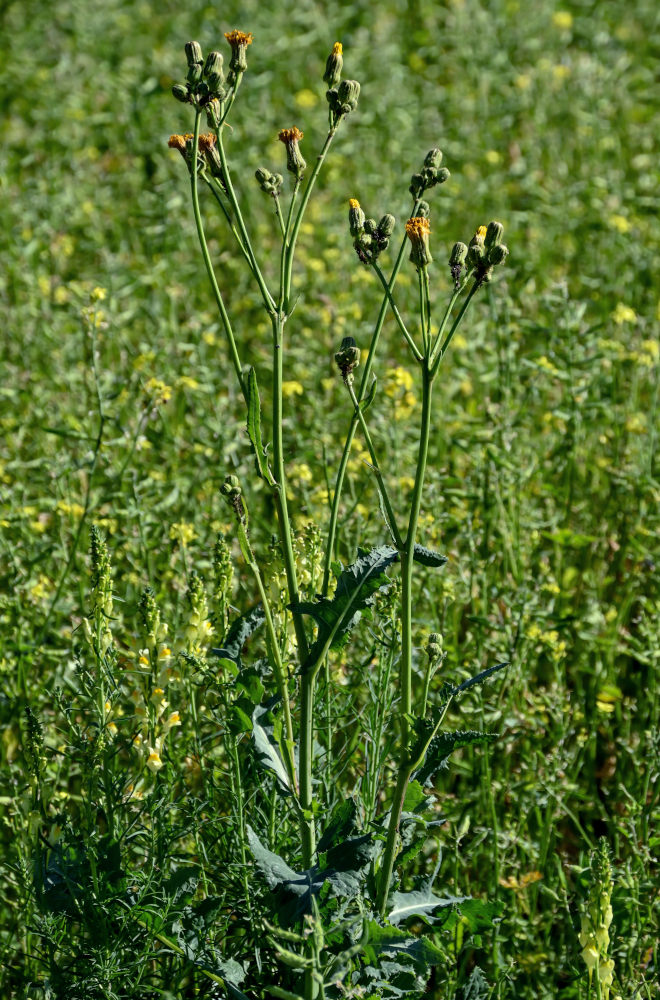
169 521 196 545
609 214 631 234
144 377 173 406
91 286 107 301
625 413 646 434
281 380 304 398
515 73 532 90
485 150 501 165
294 88 318 109
552 11 573 29
164 711 181 730
611 302 637 325
146 748 164 772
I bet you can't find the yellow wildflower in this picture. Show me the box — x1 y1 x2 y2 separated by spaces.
146 748 164 772
611 302 637 325
552 11 573 29
281 380 304 398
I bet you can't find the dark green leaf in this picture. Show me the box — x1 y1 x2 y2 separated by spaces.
252 699 291 793
211 604 265 667
412 544 448 568
291 546 398 670
415 730 498 786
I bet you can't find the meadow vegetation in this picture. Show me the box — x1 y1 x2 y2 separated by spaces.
0 1 658 998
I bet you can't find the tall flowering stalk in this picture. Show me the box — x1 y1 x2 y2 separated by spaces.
168 32 510 998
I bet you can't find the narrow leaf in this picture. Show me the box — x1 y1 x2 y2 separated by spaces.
455 661 507 694
246 366 274 484
360 375 378 412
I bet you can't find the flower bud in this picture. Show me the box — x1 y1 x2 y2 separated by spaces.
255 167 282 196
485 220 504 248
204 50 224 81
185 41 203 66
487 243 509 265
335 336 361 382
172 83 191 104
467 242 485 270
221 475 246 524
405 216 432 268
449 242 468 267
424 148 443 169
335 78 360 115
449 241 468 287
434 166 450 185
409 173 424 198
224 29 253 75
363 218 377 236
377 214 396 239
426 631 443 661
278 126 306 179
348 198 365 237
205 98 222 128
416 200 431 218
323 42 343 88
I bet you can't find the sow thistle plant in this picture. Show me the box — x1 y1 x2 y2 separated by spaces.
24 30 512 1000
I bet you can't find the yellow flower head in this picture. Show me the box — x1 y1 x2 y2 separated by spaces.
405 217 432 267
349 198 360 210
168 134 186 153
225 31 253 73
146 749 164 773
332 42 343 55
476 225 488 241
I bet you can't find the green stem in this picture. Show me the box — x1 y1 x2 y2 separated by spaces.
283 129 337 312
190 112 245 398
216 126 276 313
321 198 422 596
400 366 434 737
430 281 479 375
346 381 403 548
375 765 413 916
241 523 298 792
299 670 316 868
373 262 422 363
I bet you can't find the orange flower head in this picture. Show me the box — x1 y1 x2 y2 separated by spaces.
224 30 253 73
224 30 253 47
168 134 186 152
278 126 304 145
405 217 432 267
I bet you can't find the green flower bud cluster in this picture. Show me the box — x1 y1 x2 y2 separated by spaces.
334 336 361 384
467 221 509 285
213 533 233 631
90 525 113 618
221 474 247 526
139 586 161 646
186 570 212 654
255 167 284 198
579 842 616 1000
349 199 396 265
24 707 45 780
409 148 450 199
326 78 360 126
425 631 444 662
172 33 253 110
173 40 229 107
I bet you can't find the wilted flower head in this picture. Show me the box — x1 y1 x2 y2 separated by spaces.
278 127 306 179
405 216 432 268
224 30 253 74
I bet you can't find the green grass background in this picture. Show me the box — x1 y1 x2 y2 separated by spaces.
1 0 658 995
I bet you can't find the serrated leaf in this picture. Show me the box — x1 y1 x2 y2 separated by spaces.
291 546 398 670
363 921 445 969
415 730 498 786
412 544 448 568
455 661 507 695
317 798 358 853
402 779 428 814
461 965 491 1000
388 889 468 926
246 366 274 485
252 699 291 793
211 604 265 667
442 897 503 935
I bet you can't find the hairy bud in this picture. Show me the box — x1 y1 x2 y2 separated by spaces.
323 42 343 88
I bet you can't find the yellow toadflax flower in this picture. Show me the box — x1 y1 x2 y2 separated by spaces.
146 747 164 772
